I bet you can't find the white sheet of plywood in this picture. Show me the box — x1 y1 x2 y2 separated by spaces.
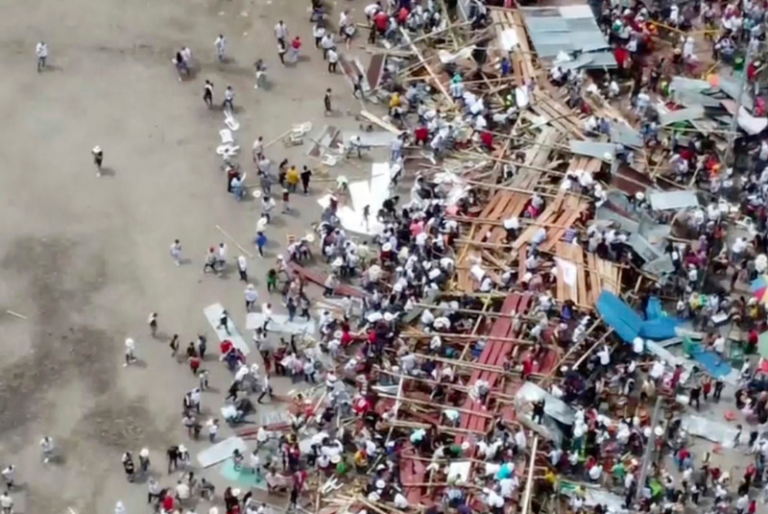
203 303 250 356
196 436 247 467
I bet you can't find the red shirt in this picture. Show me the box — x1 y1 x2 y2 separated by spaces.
414 126 429 142
162 496 174 512
374 12 389 31
292 38 302 50
480 131 494 148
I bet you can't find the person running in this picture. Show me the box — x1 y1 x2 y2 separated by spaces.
148 312 158 337
203 80 214 108
237 255 248 282
215 34 226 62
223 86 235 112
301 166 312 194
36 41 48 72
92 146 104 177
324 89 333 115
170 239 183 266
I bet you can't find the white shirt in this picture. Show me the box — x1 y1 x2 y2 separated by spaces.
238 255 247 271
215 36 226 50
327 49 339 64
274 23 288 40
245 288 258 302
36 42 48 58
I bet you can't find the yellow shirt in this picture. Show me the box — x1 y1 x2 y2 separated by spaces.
286 167 300 185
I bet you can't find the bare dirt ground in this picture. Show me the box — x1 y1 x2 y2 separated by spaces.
0 0 370 510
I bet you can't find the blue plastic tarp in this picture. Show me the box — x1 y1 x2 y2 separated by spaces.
596 291 681 343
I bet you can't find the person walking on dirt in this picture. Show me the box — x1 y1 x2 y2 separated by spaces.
92 146 103 177
36 41 48 72
203 80 214 108
215 34 226 62
301 166 312 194
170 239 183 266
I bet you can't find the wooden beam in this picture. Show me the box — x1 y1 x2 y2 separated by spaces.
399 27 453 105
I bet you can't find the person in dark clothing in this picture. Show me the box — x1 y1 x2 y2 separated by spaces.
532 399 546 424
300 166 312 194
167 446 180 474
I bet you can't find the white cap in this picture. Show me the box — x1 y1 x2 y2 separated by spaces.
93 145 102 153
178 444 188 453
140 448 149 458
232 488 241 496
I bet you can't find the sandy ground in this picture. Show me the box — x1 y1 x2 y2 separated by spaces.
0 0 376 510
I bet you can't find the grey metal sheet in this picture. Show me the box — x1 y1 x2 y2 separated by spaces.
672 89 723 108
565 17 600 30
718 76 754 111
659 106 705 126
596 206 640 232
643 254 675 275
681 415 740 448
649 190 700 210
627 233 662 262
610 123 643 147
526 17 569 32
669 76 713 93
515 382 575 425
569 140 619 161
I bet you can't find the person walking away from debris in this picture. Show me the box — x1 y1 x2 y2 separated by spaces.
215 34 226 62
254 59 267 89
353 73 365 99
286 165 299 192
390 133 404 162
148 312 158 337
170 239 183 266
277 39 287 65
255 230 267 258
197 334 207 361
122 452 136 482
324 88 333 115
313 22 326 48
323 273 338 297
237 255 248 282
217 243 228 272
218 309 230 335
203 247 217 273
0 492 13 514
203 80 214 108
206 418 220 442
282 187 292 214
327 48 339 73
231 171 247 201
36 41 48 72
124 338 137 366
300 166 312 194
267 269 278 292
261 195 276 222
167 445 180 474
139 448 150 475
40 436 55 463
174 50 189 78
287 296 297 322
274 20 288 46
223 85 235 112
252 137 265 163
289 37 301 64
92 146 103 177
258 374 273 403
320 32 335 60
170 334 179 358
245 284 258 312
1 466 14 491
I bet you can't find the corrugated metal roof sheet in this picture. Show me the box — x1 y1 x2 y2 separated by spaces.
521 4 615 67
648 190 700 211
